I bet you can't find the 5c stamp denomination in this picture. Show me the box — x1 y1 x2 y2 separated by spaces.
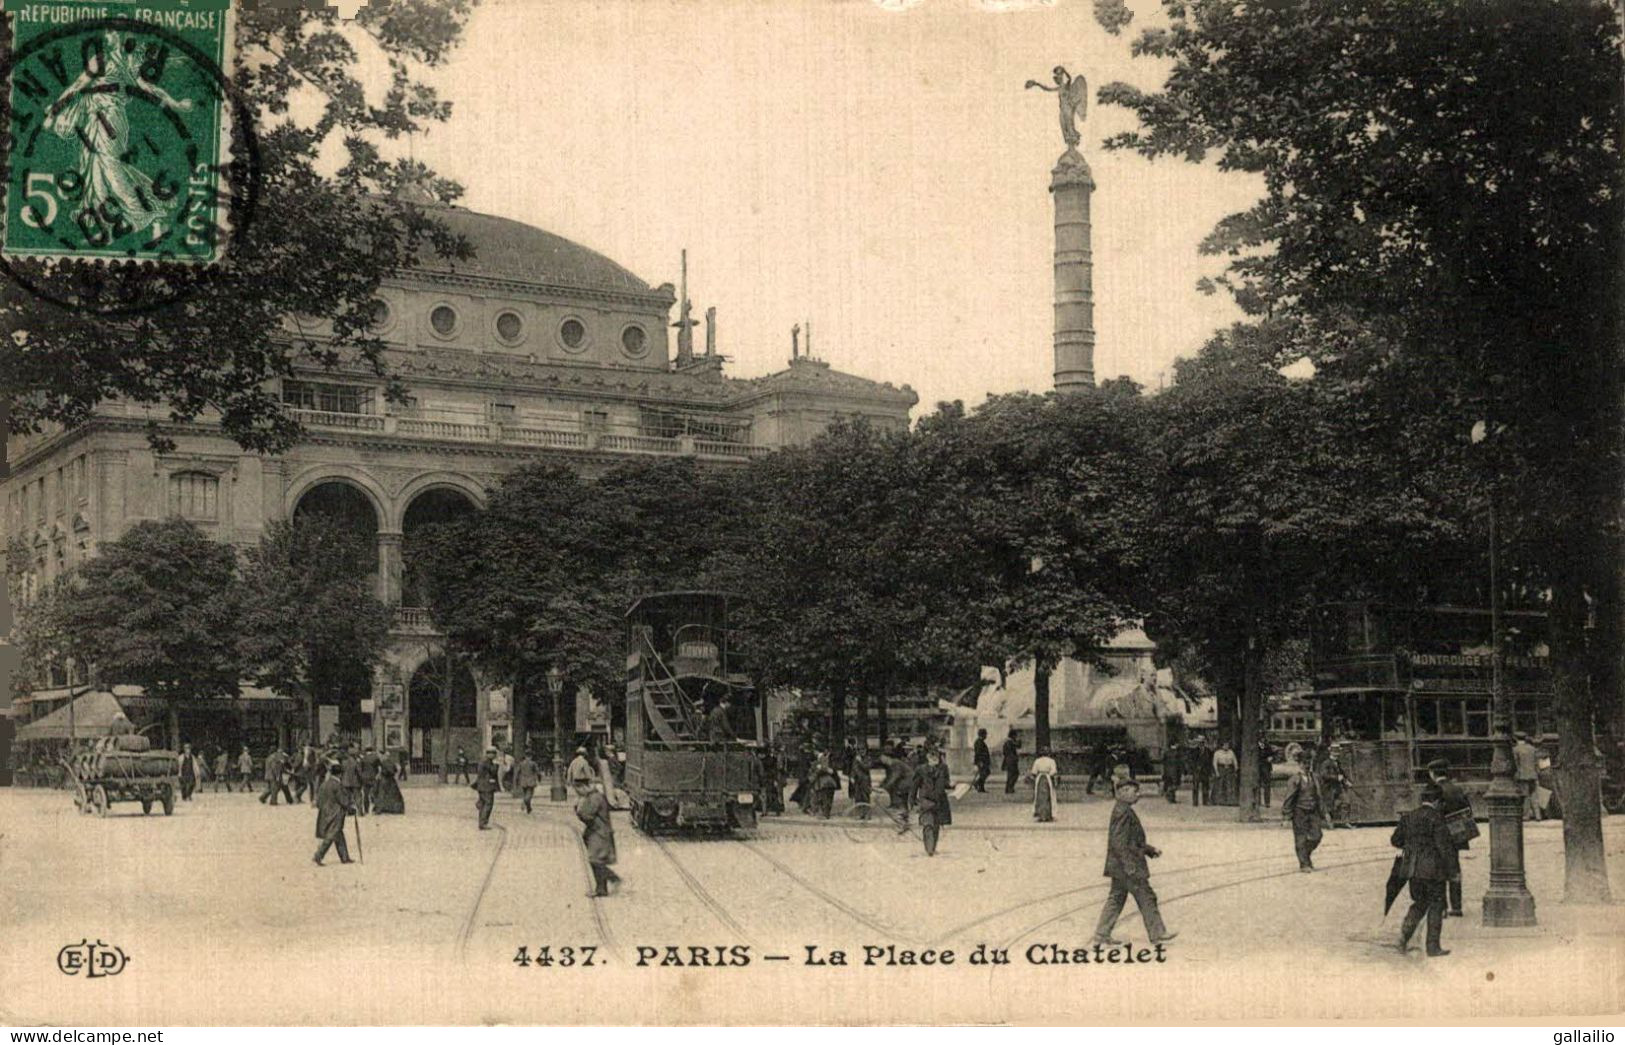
3 0 234 263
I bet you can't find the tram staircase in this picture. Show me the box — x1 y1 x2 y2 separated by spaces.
639 633 706 744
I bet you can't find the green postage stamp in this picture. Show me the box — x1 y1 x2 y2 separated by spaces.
3 0 235 263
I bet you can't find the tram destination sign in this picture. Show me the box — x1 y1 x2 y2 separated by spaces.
1404 652 1553 695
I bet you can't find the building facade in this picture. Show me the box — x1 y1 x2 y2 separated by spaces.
3 203 916 762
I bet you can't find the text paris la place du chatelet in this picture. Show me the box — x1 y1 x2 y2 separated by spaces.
630 943 1171 968
10 4 223 28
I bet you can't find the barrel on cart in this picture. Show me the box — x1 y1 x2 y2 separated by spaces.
63 734 179 817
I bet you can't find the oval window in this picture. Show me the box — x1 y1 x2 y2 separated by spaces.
430 305 458 336
496 311 524 343
621 324 647 356
560 318 585 350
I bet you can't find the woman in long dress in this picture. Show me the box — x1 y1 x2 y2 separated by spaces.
1031 749 1059 822
373 757 405 814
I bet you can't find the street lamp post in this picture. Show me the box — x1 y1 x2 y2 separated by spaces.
1475 422 1536 927
548 666 568 802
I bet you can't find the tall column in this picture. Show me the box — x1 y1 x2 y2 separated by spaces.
376 531 403 606
1051 148 1096 392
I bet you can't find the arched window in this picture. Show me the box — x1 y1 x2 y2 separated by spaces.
168 472 220 521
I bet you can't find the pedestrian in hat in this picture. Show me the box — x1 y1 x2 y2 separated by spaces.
912 747 953 855
1092 779 1176 946
312 758 355 866
515 750 540 814
1390 783 1458 956
1427 758 1476 916
567 746 595 787
575 778 620 897
471 747 501 829
972 728 992 793
1001 732 1021 795
1280 750 1327 872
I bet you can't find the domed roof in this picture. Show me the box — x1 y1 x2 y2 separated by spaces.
410 205 653 294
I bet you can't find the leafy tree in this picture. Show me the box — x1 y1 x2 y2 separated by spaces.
237 514 393 742
910 391 1156 750
56 519 240 746
1143 323 1463 820
1097 0 1620 894
708 421 932 748
1 2 477 453
413 459 734 736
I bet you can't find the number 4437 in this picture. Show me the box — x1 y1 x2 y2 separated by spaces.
513 945 598 968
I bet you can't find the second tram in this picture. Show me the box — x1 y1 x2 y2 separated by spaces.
1309 601 1553 823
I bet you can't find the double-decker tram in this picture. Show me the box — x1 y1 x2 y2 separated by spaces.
1310 601 1552 823
624 591 762 834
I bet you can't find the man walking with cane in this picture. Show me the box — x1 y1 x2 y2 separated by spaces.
312 757 355 866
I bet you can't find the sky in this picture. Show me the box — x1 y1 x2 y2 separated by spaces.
396 0 1263 411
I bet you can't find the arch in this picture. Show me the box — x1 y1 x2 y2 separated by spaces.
406 655 478 771
284 464 390 527
291 475 382 575
400 478 483 609
397 471 488 516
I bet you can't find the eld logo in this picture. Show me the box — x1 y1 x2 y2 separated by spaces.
56 939 130 978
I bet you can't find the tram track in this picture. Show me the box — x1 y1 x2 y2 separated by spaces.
929 839 1398 947
401 806 618 964
649 834 759 945
733 837 921 942
999 851 1403 951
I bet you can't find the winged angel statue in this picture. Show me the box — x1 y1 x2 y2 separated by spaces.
1025 66 1087 150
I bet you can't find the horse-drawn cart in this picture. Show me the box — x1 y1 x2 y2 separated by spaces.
64 735 178 817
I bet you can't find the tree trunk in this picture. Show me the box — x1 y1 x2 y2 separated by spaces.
1034 660 1052 752
1550 567 1612 903
438 648 452 784
1237 635 1265 823
877 685 889 750
166 702 179 751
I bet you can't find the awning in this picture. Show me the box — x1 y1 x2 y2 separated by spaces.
14 690 130 741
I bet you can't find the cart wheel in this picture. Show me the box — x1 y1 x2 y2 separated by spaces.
161 785 175 816
141 799 153 816
92 785 109 818
74 781 89 814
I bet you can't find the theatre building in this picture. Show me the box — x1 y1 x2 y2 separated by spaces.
3 202 916 768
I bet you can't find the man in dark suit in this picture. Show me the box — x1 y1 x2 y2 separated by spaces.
472 747 501 830
1281 751 1327 871
1189 739 1213 807
912 748 953 856
972 729 992 793
1427 758 1475 917
1391 783 1460 956
1092 780 1176 945
1001 733 1021 795
705 697 735 744
312 758 355 866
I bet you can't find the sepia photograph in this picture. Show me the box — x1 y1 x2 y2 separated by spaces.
0 0 1621 1028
